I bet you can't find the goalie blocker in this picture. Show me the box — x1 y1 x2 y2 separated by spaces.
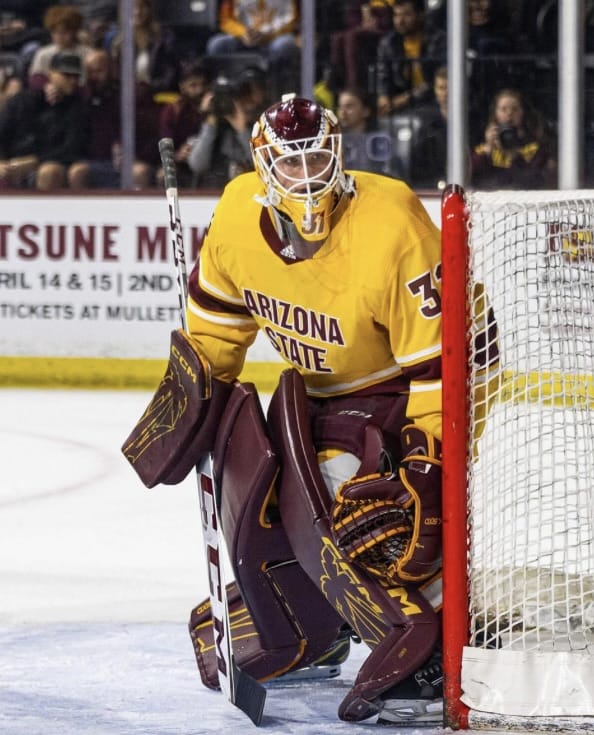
121 328 232 487
122 336 443 723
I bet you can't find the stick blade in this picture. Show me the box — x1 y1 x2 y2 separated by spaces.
232 660 266 727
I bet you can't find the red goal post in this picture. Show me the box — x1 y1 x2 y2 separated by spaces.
441 185 594 732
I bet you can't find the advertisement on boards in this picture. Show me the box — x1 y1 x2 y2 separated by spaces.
0 193 441 361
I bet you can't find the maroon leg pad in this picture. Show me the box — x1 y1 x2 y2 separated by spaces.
267 369 439 720
189 579 331 687
190 581 245 690
190 382 345 687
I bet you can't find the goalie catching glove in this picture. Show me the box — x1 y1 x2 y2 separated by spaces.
331 424 442 585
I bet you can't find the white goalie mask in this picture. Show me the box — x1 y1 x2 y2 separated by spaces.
250 94 351 242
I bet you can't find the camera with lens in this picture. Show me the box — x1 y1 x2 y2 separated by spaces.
210 76 238 118
498 124 520 150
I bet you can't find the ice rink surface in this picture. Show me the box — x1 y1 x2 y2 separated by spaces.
0 388 515 735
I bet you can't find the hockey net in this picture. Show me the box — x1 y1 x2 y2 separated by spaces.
441 186 594 731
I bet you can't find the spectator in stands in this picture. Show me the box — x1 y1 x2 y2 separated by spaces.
470 87 556 190
0 3 48 41
28 5 92 90
376 0 446 118
504 0 541 53
468 0 514 57
233 64 270 118
0 52 89 190
324 2 394 99
67 49 157 190
337 87 403 178
337 87 375 134
0 63 23 113
206 0 300 97
156 59 213 188
411 64 449 189
423 0 446 35
56 1 119 50
467 0 515 128
0 2 50 68
313 0 353 107
187 67 267 189
111 0 179 96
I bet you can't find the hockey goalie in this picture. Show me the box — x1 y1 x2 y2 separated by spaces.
123 94 445 725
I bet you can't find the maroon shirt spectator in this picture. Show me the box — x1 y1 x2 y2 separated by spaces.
68 48 158 189
82 49 119 160
327 1 394 93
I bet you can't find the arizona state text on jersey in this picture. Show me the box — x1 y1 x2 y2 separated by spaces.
187 170 442 439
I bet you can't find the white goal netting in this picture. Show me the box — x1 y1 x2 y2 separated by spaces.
461 190 594 722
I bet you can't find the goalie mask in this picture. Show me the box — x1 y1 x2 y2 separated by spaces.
251 94 353 244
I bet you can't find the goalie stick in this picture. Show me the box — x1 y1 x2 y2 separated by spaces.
158 138 266 727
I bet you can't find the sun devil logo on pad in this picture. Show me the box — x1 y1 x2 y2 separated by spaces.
122 360 188 463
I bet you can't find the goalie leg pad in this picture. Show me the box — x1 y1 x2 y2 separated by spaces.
121 328 232 487
190 581 245 690
268 369 440 721
190 381 346 687
338 606 440 722
190 577 349 689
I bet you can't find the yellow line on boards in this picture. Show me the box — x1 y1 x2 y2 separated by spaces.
3 359 592 409
0 357 285 393
500 370 594 409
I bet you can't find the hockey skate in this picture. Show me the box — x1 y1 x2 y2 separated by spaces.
376 647 443 726
270 627 352 684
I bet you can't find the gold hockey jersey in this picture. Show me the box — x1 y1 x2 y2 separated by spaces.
187 170 442 438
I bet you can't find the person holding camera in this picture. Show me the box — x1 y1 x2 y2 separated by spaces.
470 87 556 190
187 68 267 189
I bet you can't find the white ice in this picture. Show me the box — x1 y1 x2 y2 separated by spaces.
0 388 511 735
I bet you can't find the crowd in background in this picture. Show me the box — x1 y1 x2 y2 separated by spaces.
0 0 593 192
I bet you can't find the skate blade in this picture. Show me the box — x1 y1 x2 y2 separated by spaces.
377 698 443 727
267 664 341 685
